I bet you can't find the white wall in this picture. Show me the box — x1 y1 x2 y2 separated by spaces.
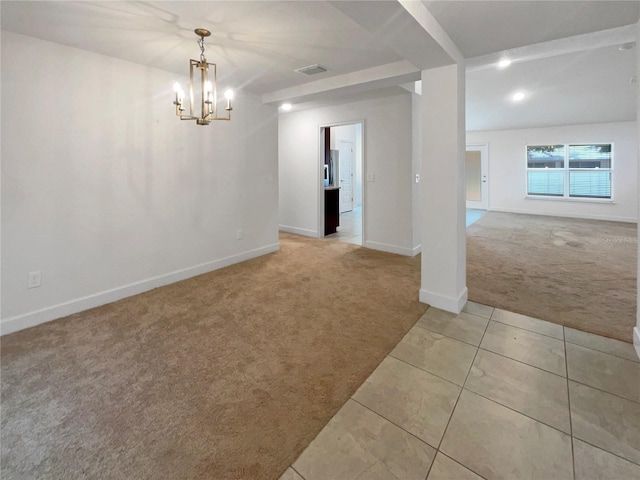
278 93 417 255
1 31 279 334
467 121 638 222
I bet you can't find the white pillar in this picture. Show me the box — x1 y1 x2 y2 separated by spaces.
419 63 467 312
634 20 640 358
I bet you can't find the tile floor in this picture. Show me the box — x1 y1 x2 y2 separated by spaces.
326 206 362 245
279 303 640 480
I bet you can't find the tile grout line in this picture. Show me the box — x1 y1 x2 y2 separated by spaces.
412 321 485 348
422 318 566 378
567 377 640 406
291 465 306 480
479 345 640 405
564 326 577 480
462 387 572 436
476 345 566 378
387 353 465 388
491 317 565 341
391 349 575 437
436 451 490 480
564 338 639 363
417 309 571 380
572 436 640 469
433 310 491 456
420 310 495 479
349 396 439 450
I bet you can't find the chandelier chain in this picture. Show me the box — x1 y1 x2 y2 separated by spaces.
198 36 206 63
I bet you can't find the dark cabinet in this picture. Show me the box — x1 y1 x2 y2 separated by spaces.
324 187 340 235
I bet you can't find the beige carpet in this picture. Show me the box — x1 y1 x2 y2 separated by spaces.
1 233 426 480
467 212 637 343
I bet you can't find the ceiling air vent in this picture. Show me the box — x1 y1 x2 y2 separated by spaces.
295 64 328 76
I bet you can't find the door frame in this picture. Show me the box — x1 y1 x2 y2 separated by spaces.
338 139 354 213
466 143 489 210
317 120 365 242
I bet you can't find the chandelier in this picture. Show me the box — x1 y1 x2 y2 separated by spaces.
172 28 233 125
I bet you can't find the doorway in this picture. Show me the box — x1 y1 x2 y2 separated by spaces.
319 122 363 245
466 143 488 210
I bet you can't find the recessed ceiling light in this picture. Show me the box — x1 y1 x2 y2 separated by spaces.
497 58 512 69
512 91 526 102
281 103 292 111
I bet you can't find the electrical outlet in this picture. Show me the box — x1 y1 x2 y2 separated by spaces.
236 229 243 240
266 173 274 183
28 271 41 289
367 173 375 182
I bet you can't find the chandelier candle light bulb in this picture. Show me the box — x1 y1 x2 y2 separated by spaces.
172 28 233 125
173 82 185 112
225 89 233 111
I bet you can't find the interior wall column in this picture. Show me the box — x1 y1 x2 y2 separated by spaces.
419 63 467 312
634 19 640 358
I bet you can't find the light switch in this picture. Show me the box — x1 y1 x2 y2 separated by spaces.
266 173 274 183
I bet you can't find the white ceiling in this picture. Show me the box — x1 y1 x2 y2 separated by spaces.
425 1 640 58
1 0 639 130
0 1 405 94
466 44 637 131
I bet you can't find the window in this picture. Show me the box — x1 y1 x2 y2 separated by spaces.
526 144 612 200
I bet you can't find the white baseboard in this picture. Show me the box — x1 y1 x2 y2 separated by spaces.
279 225 318 238
1 243 280 336
488 207 636 224
634 327 640 361
364 240 414 257
419 287 468 313
412 244 422 256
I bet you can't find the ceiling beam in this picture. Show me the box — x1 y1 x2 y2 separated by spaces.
397 0 464 64
466 24 637 72
262 60 420 105
329 0 455 70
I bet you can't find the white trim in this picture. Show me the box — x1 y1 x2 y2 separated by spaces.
634 327 640 361
412 244 421 256
525 195 614 204
419 287 468 313
364 240 414 257
0 243 280 336
278 225 318 238
487 206 636 224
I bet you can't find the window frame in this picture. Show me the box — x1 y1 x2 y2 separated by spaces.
525 143 614 202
